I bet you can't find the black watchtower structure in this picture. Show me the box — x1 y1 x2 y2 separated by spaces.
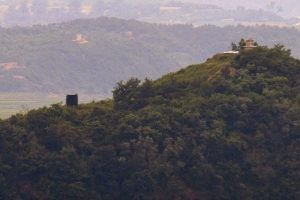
66 94 78 107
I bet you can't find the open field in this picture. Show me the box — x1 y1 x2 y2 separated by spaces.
0 93 109 119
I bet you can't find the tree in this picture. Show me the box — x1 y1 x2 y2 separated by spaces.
113 78 141 110
231 38 246 51
231 42 238 51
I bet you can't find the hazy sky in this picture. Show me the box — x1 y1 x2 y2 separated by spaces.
142 0 300 18
183 0 300 17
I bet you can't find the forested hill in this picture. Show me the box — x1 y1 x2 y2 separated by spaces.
1 17 300 95
1 45 300 199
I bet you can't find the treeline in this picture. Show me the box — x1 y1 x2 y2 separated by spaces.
1 45 300 199
1 17 300 95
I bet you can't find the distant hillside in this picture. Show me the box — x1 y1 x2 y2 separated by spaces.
2 45 300 199
1 17 300 95
0 0 297 27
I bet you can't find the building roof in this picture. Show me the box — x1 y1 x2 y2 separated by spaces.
223 51 239 54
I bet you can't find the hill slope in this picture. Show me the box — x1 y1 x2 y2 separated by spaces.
1 45 300 199
1 17 300 96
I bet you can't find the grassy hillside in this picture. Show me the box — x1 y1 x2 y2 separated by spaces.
156 53 236 84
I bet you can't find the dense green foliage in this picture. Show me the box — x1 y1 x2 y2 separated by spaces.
1 45 300 199
1 17 300 96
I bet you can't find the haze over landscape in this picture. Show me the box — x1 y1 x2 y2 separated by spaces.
186 0 300 17
1 1 300 199
0 0 300 26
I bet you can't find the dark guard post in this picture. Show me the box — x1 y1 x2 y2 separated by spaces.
66 94 78 107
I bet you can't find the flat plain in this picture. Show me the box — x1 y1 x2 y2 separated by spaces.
0 93 107 119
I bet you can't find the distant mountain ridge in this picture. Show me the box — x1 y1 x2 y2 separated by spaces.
0 0 297 27
184 0 300 17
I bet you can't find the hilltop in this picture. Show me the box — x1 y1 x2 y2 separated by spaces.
1 45 300 199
